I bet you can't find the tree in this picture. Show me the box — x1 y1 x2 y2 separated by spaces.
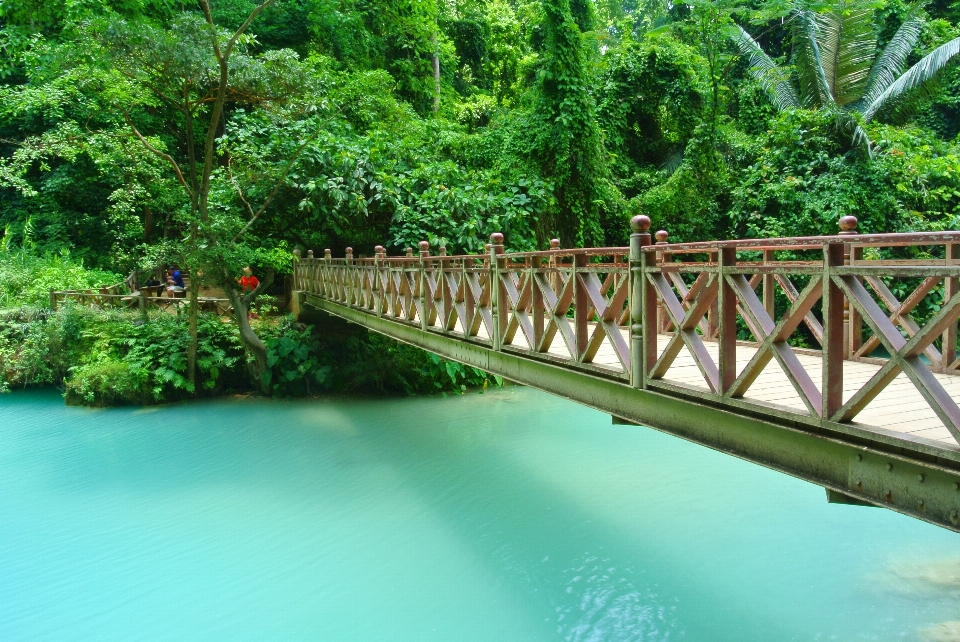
735 0 960 151
533 0 609 245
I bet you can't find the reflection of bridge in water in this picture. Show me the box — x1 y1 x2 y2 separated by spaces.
294 215 960 532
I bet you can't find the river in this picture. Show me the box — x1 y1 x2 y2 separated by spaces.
1 387 959 641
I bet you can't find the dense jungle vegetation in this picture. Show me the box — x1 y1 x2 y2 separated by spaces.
0 0 958 403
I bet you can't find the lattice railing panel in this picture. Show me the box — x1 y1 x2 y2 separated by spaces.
295 225 960 446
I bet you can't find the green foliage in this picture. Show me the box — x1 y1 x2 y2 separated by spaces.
421 352 503 395
731 109 960 238
532 0 612 245
0 248 122 307
258 315 331 396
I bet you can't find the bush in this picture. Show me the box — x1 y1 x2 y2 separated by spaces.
1 305 501 405
0 250 123 308
730 110 960 239
64 360 152 406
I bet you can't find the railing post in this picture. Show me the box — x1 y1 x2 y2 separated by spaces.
574 251 588 361
823 241 846 419
490 233 505 350
641 242 658 386
944 243 960 372
718 246 738 393
374 245 385 317
345 247 354 305
439 245 452 330
762 249 775 318
49 288 57 311
655 230 668 334
322 249 330 298
419 241 431 331
292 248 301 291
548 238 561 296
629 215 652 388
839 215 860 359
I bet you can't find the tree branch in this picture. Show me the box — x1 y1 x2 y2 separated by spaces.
122 110 194 199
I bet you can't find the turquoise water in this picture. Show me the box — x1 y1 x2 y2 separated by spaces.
1 387 959 641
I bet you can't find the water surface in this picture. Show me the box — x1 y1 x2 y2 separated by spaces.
1 387 959 641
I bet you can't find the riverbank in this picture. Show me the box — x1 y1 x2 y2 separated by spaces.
0 305 500 406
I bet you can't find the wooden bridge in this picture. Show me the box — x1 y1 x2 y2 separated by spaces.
293 215 960 532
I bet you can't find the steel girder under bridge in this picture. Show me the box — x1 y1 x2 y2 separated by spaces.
294 216 960 533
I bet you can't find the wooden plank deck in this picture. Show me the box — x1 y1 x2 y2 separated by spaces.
458 319 960 447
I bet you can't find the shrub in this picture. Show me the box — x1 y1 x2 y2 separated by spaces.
64 360 152 406
0 250 123 308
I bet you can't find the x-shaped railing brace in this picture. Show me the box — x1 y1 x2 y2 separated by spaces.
727 275 824 416
534 271 577 357
579 271 630 369
835 276 960 442
856 276 942 366
649 273 721 392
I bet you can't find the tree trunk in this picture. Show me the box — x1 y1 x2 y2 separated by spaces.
143 205 154 243
224 287 270 393
187 266 199 391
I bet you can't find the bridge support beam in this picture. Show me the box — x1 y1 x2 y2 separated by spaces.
304 293 960 533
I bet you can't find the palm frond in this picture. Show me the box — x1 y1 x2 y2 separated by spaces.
731 25 801 111
861 35 960 121
792 9 835 108
814 0 876 107
858 3 926 112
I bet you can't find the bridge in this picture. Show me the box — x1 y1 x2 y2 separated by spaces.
292 215 960 533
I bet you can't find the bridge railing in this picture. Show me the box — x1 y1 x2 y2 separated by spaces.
294 216 960 445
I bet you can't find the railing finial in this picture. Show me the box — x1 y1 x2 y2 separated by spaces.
439 245 447 256
630 215 651 233
419 240 430 257
655 230 669 245
307 250 314 259
374 245 385 258
549 238 561 250
490 232 504 256
292 248 301 259
405 247 413 258
323 249 331 260
839 215 859 235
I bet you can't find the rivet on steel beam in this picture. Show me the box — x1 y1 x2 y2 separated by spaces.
885 489 892 501
887 463 893 471
952 510 959 525
856 454 862 461
918 474 925 482
855 478 862 487
918 499 925 510
954 482 959 491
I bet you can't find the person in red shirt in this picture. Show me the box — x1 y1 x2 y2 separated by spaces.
239 266 259 292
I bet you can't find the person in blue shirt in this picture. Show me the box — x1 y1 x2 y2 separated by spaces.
166 267 185 297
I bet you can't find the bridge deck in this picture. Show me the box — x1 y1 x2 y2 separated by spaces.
458 321 958 446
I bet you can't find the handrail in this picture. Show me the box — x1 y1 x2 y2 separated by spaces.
294 214 960 449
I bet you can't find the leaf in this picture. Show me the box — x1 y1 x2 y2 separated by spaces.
731 25 801 111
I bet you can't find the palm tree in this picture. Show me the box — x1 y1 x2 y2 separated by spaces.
734 0 960 152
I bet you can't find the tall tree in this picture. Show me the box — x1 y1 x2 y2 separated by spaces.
535 0 608 245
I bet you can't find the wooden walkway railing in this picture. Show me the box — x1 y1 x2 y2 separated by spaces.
295 217 960 446
49 270 232 316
